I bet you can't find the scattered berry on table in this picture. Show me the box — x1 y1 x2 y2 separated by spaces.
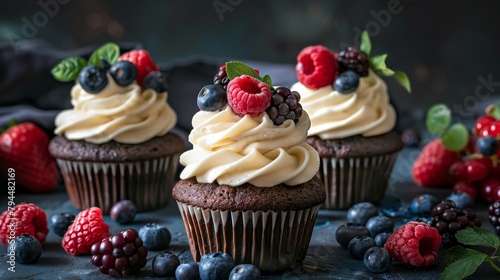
199 252 236 280
449 161 468 182
175 262 200 280
365 216 394 238
346 202 379 225
335 223 370 249
227 75 271 117
110 200 137 225
363 247 392 273
474 115 496 136
488 200 500 235
401 128 421 147
385 221 441 268
452 181 478 200
49 213 75 237
446 192 474 208
374 232 391 247
0 203 48 245
480 120 500 137
152 250 180 277
229 264 262 280
476 136 499 156
8 234 42 264
481 178 500 203
91 228 148 277
334 70 360 94
214 65 230 89
109 60 137 86
78 65 108 93
409 194 438 217
197 84 228 111
337 46 369 77
119 49 159 87
138 223 171 251
463 157 492 182
63 207 110 255
266 86 303 126
348 235 376 260
143 71 169 92
296 45 338 89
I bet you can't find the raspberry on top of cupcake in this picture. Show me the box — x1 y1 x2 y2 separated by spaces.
179 61 320 187
51 43 177 144
290 31 411 140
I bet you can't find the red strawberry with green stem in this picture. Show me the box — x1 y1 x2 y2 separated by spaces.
0 122 58 193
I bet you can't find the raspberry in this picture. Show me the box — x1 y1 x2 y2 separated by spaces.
62 207 110 255
412 139 461 187
214 65 230 89
227 75 271 117
91 229 148 277
429 200 481 247
384 221 441 268
296 45 338 89
488 200 500 235
337 46 370 77
474 115 495 136
118 50 159 88
0 203 48 245
266 86 303 126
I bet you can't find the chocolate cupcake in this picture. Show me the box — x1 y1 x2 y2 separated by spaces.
49 43 184 213
173 62 324 273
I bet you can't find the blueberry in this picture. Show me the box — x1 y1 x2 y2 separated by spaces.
78 65 108 93
197 84 228 111
380 195 410 218
346 202 378 225
348 235 376 260
138 223 172 251
374 232 391 247
175 262 200 280
229 264 262 280
334 70 360 94
144 71 169 92
446 192 474 208
409 194 438 217
110 200 137 224
335 223 370 249
49 213 75 237
199 252 236 280
152 251 180 277
8 234 42 264
363 247 392 273
110 60 137 86
365 216 394 237
476 136 498 156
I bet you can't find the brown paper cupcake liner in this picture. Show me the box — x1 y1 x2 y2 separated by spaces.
176 202 321 273
57 155 180 213
319 153 399 209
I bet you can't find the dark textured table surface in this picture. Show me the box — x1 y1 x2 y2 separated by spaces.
0 148 498 280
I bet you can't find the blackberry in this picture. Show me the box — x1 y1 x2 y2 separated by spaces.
337 46 369 77
429 200 481 247
266 86 303 126
213 65 230 89
488 200 500 235
91 229 148 277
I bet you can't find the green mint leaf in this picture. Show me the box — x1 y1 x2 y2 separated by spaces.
376 68 395 77
369 54 388 72
394 71 411 93
261 74 274 90
455 227 500 249
441 123 469 152
486 102 500 120
445 246 468 265
88 42 120 66
51 57 87 82
426 104 452 134
225 61 262 81
441 249 487 280
359 30 371 56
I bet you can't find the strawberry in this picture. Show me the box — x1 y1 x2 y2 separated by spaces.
412 139 461 187
118 50 159 88
0 122 58 193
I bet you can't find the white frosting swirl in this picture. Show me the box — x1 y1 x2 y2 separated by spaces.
54 75 177 144
179 107 319 187
290 70 396 139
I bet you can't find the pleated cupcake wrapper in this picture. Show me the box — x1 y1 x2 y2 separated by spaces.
176 202 321 273
56 155 180 214
319 153 399 210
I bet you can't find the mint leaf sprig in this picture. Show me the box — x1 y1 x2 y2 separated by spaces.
51 42 120 82
225 61 273 91
425 103 469 152
360 30 411 93
442 227 500 280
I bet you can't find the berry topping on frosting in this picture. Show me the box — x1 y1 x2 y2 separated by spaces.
78 65 108 93
143 71 169 92
334 70 360 94
214 65 230 89
266 87 303 126
197 84 227 111
227 75 271 117
119 49 160 88
337 46 369 77
109 60 137 87
295 45 337 89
